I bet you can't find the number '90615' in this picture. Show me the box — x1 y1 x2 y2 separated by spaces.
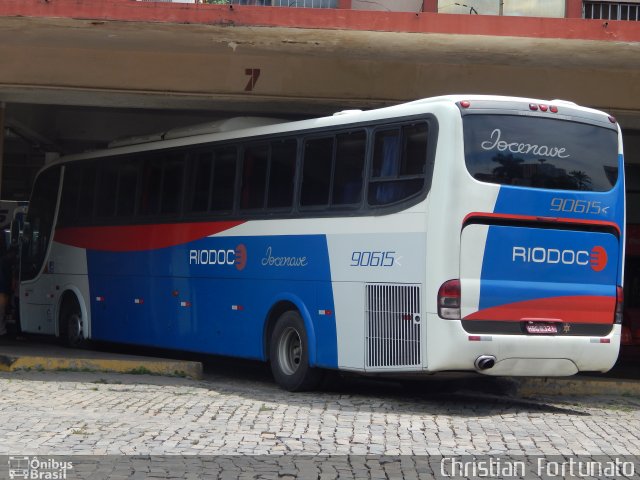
351 251 395 267
550 198 609 215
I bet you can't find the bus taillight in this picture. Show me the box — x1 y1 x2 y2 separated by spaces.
615 286 624 324
438 279 461 320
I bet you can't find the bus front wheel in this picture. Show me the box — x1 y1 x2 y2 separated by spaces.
269 310 322 392
60 298 85 348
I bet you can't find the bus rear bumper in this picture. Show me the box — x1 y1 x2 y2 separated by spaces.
477 358 579 376
426 317 621 375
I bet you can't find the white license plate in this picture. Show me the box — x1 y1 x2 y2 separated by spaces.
526 323 558 334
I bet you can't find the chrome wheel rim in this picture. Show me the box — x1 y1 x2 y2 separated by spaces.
277 327 302 376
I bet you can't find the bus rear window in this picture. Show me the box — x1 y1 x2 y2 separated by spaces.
463 115 618 191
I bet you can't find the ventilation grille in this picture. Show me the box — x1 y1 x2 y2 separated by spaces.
365 284 421 368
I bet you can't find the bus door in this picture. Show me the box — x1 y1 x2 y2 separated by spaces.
20 166 61 335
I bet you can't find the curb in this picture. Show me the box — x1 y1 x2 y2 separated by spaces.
514 376 640 397
0 354 203 380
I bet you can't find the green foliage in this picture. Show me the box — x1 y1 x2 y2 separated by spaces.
127 366 153 375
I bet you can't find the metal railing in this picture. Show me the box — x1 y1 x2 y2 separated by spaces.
584 1 640 20
271 0 337 6
137 0 338 5
195 0 338 6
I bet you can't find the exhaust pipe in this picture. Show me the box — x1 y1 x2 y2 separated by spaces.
475 355 496 371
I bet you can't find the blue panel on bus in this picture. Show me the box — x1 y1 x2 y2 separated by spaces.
86 233 338 368
492 153 625 285
493 156 623 218
478 226 619 311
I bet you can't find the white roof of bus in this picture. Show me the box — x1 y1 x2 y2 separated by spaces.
59 95 613 164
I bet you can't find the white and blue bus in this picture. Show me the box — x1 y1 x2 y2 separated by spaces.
19 95 625 390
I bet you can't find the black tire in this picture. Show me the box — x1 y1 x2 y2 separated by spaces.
60 299 86 348
269 310 323 392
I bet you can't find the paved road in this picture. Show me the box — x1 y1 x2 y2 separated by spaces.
0 362 639 459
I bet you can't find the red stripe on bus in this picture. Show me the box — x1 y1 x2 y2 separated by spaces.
464 295 616 324
54 221 245 252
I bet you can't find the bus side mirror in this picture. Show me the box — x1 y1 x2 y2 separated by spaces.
20 221 31 243
9 219 20 246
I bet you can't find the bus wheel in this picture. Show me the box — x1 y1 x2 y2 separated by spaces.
60 300 85 348
269 310 322 392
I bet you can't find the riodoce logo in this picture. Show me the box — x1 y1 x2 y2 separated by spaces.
512 245 608 271
590 245 608 272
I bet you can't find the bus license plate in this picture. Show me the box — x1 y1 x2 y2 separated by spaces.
526 323 558 334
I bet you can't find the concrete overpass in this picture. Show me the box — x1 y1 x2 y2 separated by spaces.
0 0 639 198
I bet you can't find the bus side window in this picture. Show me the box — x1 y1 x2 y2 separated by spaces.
77 165 97 222
241 145 269 210
160 155 185 216
59 165 82 226
402 124 429 176
116 159 139 217
139 157 163 216
190 152 214 213
211 146 237 213
332 131 366 207
267 139 296 210
372 128 400 178
368 123 429 206
95 163 119 218
301 137 333 208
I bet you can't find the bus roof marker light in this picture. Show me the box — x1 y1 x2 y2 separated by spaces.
608 115 617 124
550 105 558 113
539 104 548 112
529 104 538 111
460 101 471 109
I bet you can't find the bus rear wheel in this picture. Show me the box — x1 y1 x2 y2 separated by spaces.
269 310 322 392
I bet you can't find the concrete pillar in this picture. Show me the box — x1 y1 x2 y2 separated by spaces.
0 103 4 200
565 0 583 18
421 0 437 13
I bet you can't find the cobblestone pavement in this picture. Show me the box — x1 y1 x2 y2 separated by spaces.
0 362 639 459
